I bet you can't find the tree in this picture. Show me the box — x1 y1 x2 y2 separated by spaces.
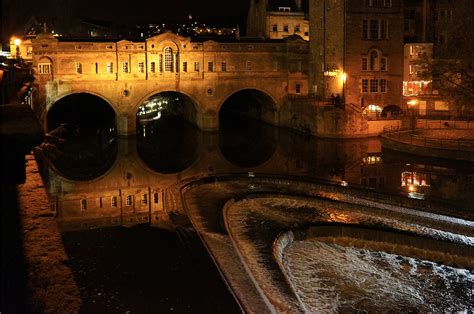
430 0 474 113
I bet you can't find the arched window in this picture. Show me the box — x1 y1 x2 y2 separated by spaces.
164 47 173 72
370 50 379 71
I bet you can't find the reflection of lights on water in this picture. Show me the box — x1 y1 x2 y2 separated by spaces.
408 192 425 200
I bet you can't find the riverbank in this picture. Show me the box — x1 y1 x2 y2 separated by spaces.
1 154 81 312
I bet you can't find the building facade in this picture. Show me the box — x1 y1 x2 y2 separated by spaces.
310 0 405 118
30 31 309 135
247 0 309 41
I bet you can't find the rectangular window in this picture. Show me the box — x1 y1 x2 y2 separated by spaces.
295 24 300 32
362 58 368 71
107 62 113 73
111 196 118 208
221 61 227 72
246 61 252 71
362 79 368 93
182 61 187 72
380 57 387 71
381 20 388 39
95 63 99 74
76 62 82 74
208 61 214 72
380 79 387 93
370 79 378 93
283 25 289 32
38 63 51 74
141 194 147 205
362 20 368 39
126 195 133 206
194 62 200 72
80 199 87 210
150 62 156 73
295 83 301 94
159 55 163 72
122 62 129 73
370 20 379 39
153 193 159 204
138 61 144 73
98 197 103 208
272 24 278 32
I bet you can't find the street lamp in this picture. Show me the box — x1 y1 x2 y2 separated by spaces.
408 99 418 133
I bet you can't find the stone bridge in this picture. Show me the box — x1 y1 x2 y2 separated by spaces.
31 32 310 135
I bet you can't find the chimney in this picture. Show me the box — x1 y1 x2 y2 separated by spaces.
295 0 302 10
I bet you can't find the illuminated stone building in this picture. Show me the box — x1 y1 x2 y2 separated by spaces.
247 0 309 41
309 0 405 118
30 31 309 135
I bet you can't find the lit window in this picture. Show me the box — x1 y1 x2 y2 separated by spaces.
150 61 156 73
126 195 133 206
380 79 387 92
246 61 252 71
208 61 214 72
111 196 118 207
80 199 87 210
164 47 173 72
182 61 187 72
76 62 82 74
38 63 51 74
107 62 113 73
362 79 368 93
138 61 144 73
370 79 378 93
194 61 200 72
221 61 227 72
141 194 147 205
122 62 129 73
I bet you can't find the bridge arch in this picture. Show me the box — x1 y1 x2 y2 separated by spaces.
134 90 201 174
47 91 118 133
219 88 279 127
134 90 201 129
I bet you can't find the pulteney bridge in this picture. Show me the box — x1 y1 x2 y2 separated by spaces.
31 32 309 135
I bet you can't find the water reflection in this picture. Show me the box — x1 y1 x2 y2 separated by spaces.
39 123 117 181
39 118 474 230
219 115 277 168
137 116 199 174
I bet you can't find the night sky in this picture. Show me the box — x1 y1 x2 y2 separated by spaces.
2 0 250 42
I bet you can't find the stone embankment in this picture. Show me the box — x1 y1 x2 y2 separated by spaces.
18 155 82 312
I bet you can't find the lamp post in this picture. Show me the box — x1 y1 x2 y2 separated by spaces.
408 99 418 134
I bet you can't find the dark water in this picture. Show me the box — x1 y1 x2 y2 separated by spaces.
41 114 473 312
62 225 240 313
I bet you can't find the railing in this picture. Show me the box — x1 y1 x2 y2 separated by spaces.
384 130 474 152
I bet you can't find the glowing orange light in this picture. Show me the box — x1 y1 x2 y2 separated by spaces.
12 38 22 46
